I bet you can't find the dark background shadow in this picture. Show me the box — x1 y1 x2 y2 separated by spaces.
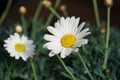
0 0 120 28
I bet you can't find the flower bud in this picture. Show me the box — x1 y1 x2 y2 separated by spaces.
100 28 106 34
43 0 52 8
15 25 23 33
105 69 110 74
59 5 66 11
24 72 29 78
104 0 113 7
19 6 27 15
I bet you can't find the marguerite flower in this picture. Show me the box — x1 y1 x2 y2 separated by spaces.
4 33 35 61
43 16 90 58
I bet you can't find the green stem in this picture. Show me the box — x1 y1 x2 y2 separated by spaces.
0 0 13 26
92 0 100 27
77 52 94 80
49 7 61 19
44 0 61 27
56 55 76 80
44 13 53 27
62 9 68 17
31 21 36 41
32 0 43 40
82 46 87 54
21 15 27 35
54 0 61 8
107 74 111 80
33 0 43 22
29 59 38 80
102 7 111 69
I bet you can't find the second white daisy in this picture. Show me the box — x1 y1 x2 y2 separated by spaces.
4 33 35 61
44 16 90 58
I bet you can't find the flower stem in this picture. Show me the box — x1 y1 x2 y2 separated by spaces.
92 0 100 27
56 54 76 80
49 7 61 19
0 0 13 26
62 9 68 17
102 7 111 69
29 58 38 80
21 15 27 35
33 0 43 22
77 52 94 80
31 20 37 41
82 46 87 54
44 0 61 27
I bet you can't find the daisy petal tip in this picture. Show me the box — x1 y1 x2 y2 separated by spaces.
61 55 66 59
60 54 66 59
4 44 6 47
43 34 47 40
23 58 27 61
61 16 65 19
71 16 75 19
76 17 80 21
14 32 19 36
43 44 47 48
49 52 55 57
15 56 19 60
88 32 91 34
73 48 79 52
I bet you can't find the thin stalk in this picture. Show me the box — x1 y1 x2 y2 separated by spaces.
0 0 13 26
54 0 61 8
33 0 43 22
31 21 36 40
92 0 100 27
21 15 27 35
44 14 53 27
31 0 43 40
102 7 111 69
56 55 76 80
77 52 94 80
62 9 68 17
49 7 61 19
82 46 87 54
44 0 61 27
29 59 38 80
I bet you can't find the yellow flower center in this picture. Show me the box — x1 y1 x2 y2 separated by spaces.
15 43 25 52
61 34 76 48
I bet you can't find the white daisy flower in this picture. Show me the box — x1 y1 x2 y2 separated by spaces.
43 16 90 58
4 33 35 61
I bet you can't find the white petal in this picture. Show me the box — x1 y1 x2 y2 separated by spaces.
65 48 72 56
49 51 56 57
72 17 80 34
76 32 91 39
47 26 62 37
43 42 60 50
21 54 27 61
21 35 28 42
73 48 79 52
60 48 66 58
15 55 20 60
53 46 63 54
80 28 89 34
69 17 75 33
76 22 85 34
75 39 88 47
60 48 72 58
44 34 59 42
59 17 66 27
